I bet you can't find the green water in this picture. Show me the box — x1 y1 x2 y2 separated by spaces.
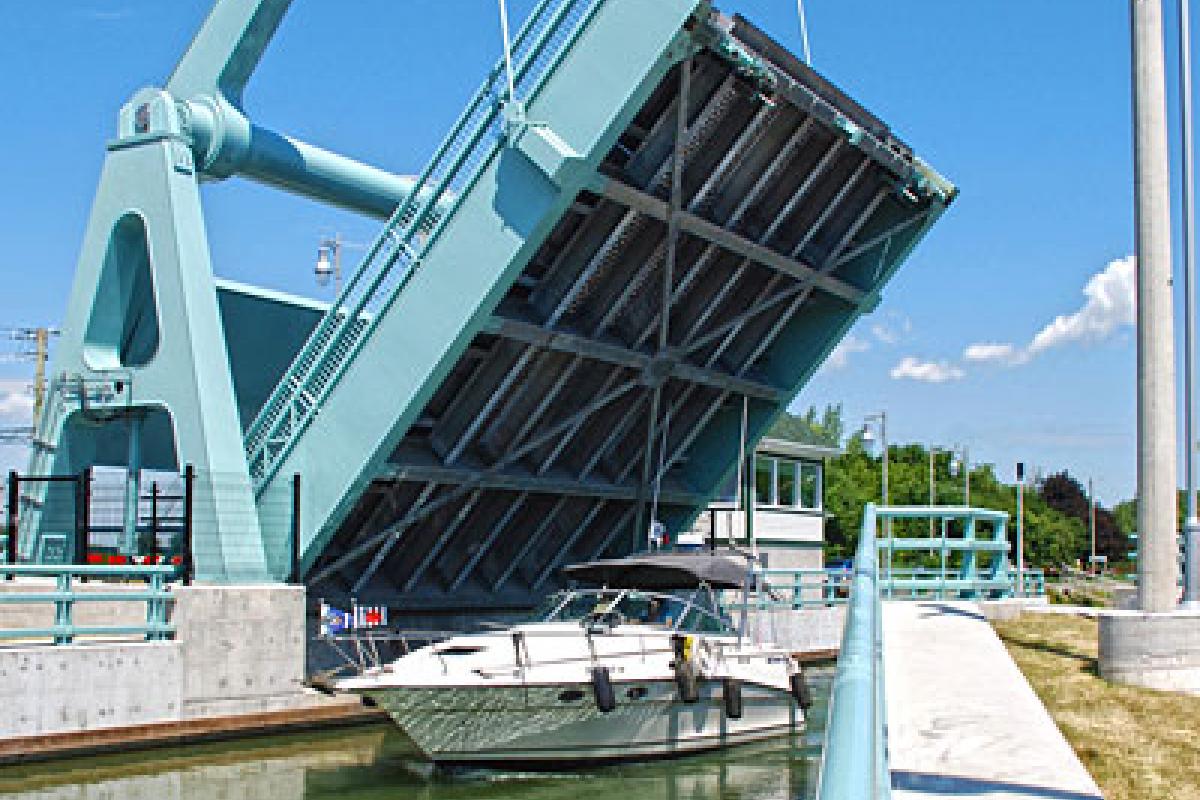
0 671 829 800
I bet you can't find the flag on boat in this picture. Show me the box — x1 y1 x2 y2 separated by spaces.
354 604 388 629
319 601 352 636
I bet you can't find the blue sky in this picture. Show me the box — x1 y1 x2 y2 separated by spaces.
0 1 1186 504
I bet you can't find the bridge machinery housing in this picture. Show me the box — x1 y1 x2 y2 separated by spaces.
24 0 954 620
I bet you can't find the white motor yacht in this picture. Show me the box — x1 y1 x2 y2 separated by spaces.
335 552 811 767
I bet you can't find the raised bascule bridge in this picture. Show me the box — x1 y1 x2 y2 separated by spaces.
20 0 953 621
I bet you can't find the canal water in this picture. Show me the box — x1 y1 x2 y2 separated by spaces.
0 669 830 800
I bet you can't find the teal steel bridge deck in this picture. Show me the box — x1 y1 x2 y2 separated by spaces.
23 0 954 618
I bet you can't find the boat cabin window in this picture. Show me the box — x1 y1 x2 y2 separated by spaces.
537 588 733 634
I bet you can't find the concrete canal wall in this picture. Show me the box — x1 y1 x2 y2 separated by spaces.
746 606 846 658
0 584 378 763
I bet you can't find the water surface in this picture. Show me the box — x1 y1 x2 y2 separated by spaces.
0 669 829 800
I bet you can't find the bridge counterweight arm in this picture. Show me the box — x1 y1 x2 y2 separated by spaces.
166 0 293 106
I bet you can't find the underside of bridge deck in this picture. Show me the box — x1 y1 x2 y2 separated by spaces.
307 13 952 614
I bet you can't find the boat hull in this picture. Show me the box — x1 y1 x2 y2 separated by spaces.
359 678 801 766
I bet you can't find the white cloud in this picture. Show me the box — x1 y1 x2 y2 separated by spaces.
0 381 33 419
1028 255 1135 355
825 335 870 370
963 342 1026 366
870 312 912 345
82 8 134 21
963 256 1135 369
890 356 964 383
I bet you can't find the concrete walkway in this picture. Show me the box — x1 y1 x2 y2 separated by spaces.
884 601 1104 800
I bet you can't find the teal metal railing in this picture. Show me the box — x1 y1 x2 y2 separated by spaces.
748 567 852 609
817 502 890 800
0 564 176 645
243 0 607 493
876 505 1013 600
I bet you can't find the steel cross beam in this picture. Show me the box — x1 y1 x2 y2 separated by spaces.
579 121 844 485
506 108 785 477
541 72 742 328
595 179 866 305
636 56 692 550
484 316 786 402
349 482 437 595
402 489 483 593
584 503 639 562
383 463 704 506
532 500 610 590
494 496 569 590
624 117 819 355
447 491 530 592
307 378 640 585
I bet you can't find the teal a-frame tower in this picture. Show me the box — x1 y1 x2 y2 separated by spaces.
24 0 955 615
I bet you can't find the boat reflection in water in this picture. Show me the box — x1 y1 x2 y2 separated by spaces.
0 669 828 800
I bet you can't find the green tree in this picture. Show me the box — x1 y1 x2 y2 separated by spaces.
767 404 844 448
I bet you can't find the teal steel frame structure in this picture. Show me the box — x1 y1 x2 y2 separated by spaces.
875 505 1013 600
23 0 955 613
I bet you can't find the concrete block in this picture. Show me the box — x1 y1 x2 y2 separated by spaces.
0 642 182 738
170 584 308 715
746 606 846 655
1099 609 1200 693
978 597 1048 622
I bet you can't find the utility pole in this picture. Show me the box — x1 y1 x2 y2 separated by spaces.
1180 0 1200 607
3 327 57 426
1132 0 1180 612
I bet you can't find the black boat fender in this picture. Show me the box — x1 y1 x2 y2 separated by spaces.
592 666 617 713
790 670 813 710
722 677 743 719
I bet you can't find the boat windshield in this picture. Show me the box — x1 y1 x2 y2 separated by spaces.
534 588 733 634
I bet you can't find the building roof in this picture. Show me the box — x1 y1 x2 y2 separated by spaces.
756 438 842 461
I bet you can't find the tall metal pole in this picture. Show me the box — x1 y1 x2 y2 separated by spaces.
929 448 937 537
32 328 48 426
1089 477 1097 572
964 446 970 507
1133 0 1181 612
1181 0 1200 607
880 413 890 583
1017 462 1025 598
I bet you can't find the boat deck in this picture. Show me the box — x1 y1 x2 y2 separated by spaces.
883 601 1103 800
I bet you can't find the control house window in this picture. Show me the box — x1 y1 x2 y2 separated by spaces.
753 456 822 511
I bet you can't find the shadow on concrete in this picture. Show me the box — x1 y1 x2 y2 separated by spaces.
916 603 987 622
892 770 1102 799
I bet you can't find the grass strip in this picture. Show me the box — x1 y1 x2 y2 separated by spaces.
992 613 1200 800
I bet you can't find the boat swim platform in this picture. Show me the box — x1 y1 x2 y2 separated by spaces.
26 0 953 614
884 601 1103 800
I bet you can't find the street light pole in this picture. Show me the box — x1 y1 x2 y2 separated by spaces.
962 445 970 507
1016 462 1025 597
1089 477 1097 573
863 411 890 572
1132 0 1180 612
1180 0 1200 607
929 448 935 534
